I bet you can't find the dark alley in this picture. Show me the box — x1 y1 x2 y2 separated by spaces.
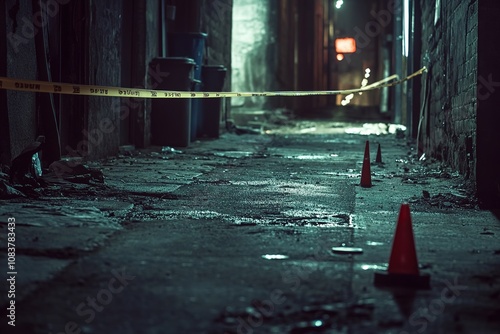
1 1 499 334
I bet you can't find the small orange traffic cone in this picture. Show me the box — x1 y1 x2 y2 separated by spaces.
374 204 430 288
375 143 383 163
360 141 372 188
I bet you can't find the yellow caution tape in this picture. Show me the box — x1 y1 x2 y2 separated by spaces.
0 67 426 99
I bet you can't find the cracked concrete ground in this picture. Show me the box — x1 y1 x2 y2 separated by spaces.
0 117 499 334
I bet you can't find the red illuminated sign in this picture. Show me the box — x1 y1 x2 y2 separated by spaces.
335 38 357 54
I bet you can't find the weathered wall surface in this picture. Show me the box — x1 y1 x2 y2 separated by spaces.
2 0 37 163
88 0 160 154
144 0 161 147
87 0 122 159
200 0 233 121
201 0 233 85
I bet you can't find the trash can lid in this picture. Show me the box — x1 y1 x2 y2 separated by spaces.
202 65 227 71
151 57 196 65
168 32 208 38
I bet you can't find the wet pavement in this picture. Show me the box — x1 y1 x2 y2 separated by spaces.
0 115 499 334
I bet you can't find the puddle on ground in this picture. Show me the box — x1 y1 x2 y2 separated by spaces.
283 154 339 160
226 211 354 228
357 263 388 271
226 217 259 226
344 123 407 136
331 247 364 255
271 184 339 197
214 151 253 158
140 210 225 221
271 216 350 228
321 170 360 178
0 203 121 229
230 180 271 186
324 138 361 145
217 299 374 333
131 208 355 229
278 211 354 228
262 254 289 260
366 241 384 246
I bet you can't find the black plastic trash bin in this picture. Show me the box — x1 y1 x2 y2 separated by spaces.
150 57 195 147
167 32 208 142
167 32 207 81
198 65 227 138
190 79 202 142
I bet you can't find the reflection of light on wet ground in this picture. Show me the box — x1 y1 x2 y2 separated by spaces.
324 138 361 144
262 254 289 260
230 180 271 186
299 127 317 133
312 320 323 327
268 148 340 160
286 260 324 269
366 241 384 246
331 247 363 254
165 210 224 219
281 221 348 228
344 123 407 135
136 210 227 221
231 216 352 228
321 171 359 178
357 264 388 271
140 208 356 228
227 217 259 226
213 151 253 158
284 154 339 160
278 211 353 227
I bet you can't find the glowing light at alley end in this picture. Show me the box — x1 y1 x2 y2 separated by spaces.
335 38 357 54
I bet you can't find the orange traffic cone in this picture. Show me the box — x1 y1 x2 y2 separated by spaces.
360 141 372 188
374 204 430 288
375 143 383 163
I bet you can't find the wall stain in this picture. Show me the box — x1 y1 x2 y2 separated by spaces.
8 0 20 33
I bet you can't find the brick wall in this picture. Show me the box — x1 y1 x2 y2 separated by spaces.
420 0 478 180
420 0 500 207
200 0 233 119
201 0 232 74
